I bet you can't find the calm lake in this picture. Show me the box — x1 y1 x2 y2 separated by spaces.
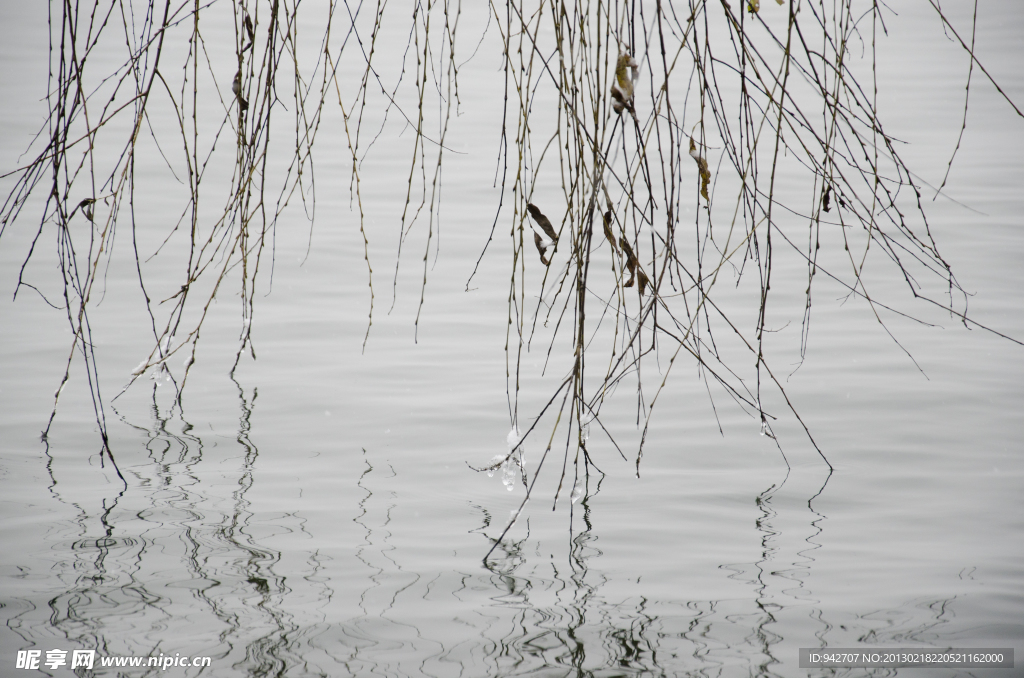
1 1 1022 676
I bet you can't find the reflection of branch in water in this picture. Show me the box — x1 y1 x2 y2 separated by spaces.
10 377 330 674
713 470 837 675
569 472 604 582
7 438 132 658
475 494 718 675
468 469 846 675
215 376 305 675
749 477 788 676
820 593 963 651
474 480 671 675
345 447 431 673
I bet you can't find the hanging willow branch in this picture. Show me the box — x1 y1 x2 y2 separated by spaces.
1 2 1019 524
0 0 459 457
475 0 1022 558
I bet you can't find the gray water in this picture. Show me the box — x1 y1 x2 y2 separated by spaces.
1 2 1022 677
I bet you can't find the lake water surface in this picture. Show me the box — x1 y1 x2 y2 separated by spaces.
1 2 1022 676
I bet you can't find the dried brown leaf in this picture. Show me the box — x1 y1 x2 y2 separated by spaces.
527 203 559 242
